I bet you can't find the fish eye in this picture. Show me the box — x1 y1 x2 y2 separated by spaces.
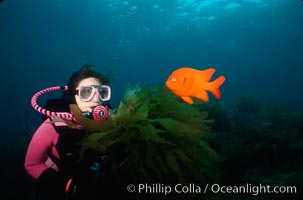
172 77 176 82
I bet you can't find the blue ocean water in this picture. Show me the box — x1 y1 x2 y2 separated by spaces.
2 0 302 142
0 0 302 198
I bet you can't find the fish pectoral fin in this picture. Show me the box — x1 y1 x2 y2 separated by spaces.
183 75 195 91
195 91 209 102
181 96 194 104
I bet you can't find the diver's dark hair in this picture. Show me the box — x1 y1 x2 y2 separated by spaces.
64 64 111 103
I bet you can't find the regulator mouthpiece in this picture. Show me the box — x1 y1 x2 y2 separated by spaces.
82 105 108 121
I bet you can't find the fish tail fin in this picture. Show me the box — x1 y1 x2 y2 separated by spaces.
209 75 225 99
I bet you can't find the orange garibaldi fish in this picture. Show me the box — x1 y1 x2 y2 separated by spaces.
165 67 226 104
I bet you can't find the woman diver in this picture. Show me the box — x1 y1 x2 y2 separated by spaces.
24 64 115 200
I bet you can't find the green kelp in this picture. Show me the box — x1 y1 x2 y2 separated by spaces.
78 85 220 186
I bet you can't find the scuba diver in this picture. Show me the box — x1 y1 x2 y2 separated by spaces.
24 65 118 200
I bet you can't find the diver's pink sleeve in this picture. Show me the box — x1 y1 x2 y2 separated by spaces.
24 119 59 180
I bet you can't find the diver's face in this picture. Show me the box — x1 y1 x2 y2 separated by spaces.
75 77 102 112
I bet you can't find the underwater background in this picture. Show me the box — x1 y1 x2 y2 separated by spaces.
0 0 302 199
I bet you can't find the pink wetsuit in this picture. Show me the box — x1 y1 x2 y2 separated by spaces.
24 119 62 179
